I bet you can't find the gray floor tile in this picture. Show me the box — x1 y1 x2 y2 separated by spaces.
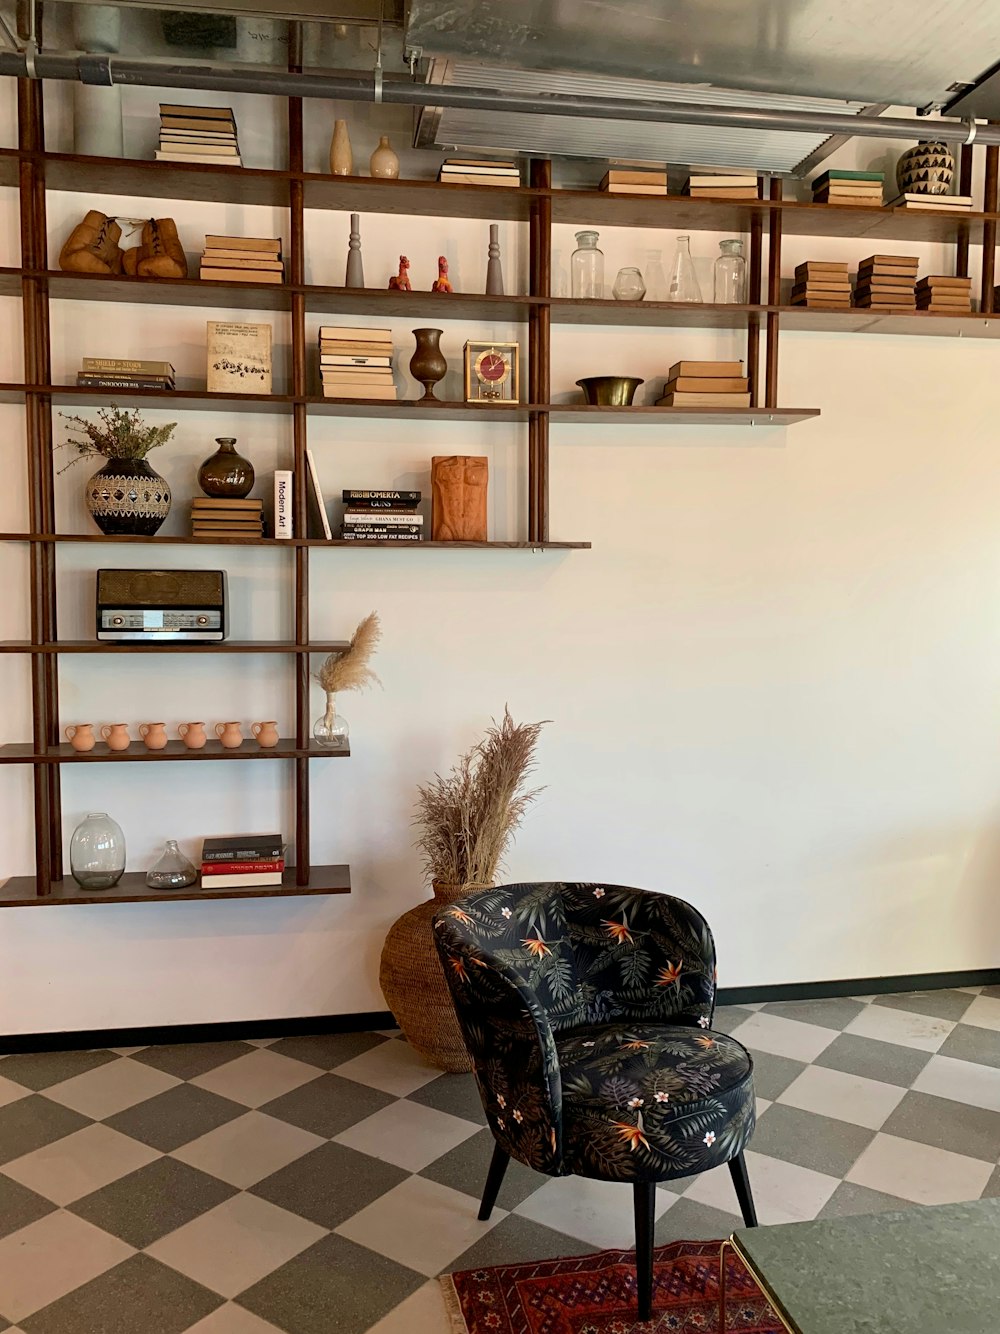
743 1050 808 1102
250 1142 408 1230
982 1165 1000 1198
405 1074 488 1126
70 1157 237 1248
752 1103 874 1178
105 1084 247 1153
0 1050 119 1093
19 1254 222 1334
762 998 867 1030
0 1173 57 1241
258 1073 395 1139
709 1007 756 1036
881 1091 1000 1163
982 986 1000 1001
267 1033 389 1070
0 1096 92 1166
448 1212 597 1272
130 1042 255 1083
419 1127 544 1212
813 1033 932 1088
658 1196 741 1242
937 1022 1000 1070
872 990 975 1022
236 1232 423 1334
818 1180 912 1219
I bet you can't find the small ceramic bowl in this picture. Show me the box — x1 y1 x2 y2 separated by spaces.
576 375 644 406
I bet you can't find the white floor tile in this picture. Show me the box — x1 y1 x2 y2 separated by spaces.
913 1054 1000 1113
728 1012 839 1063
185 1304 285 1333
846 1132 994 1205
171 1112 325 1188
190 1050 320 1109
0 1076 29 1110
958 987 984 996
0 1211 133 1323
43 1059 180 1120
366 1279 450 1334
682 1152 838 1225
334 1099 479 1173
515 1173 674 1250
776 1064 906 1131
959 996 1000 1033
1 1123 160 1206
336 1176 504 1278
844 1005 955 1053
334 1039 442 1097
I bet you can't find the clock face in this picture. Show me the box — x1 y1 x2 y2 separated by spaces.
475 348 510 385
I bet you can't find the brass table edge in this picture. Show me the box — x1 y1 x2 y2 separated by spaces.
720 1234 801 1334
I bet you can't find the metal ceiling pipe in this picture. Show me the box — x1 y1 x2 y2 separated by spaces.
0 50 992 145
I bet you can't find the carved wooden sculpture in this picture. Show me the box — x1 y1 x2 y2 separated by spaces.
432 455 488 541
122 218 188 279
388 256 411 290
58 210 124 275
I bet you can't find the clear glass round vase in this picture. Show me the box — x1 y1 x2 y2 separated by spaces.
70 812 126 890
313 696 350 749
571 230 605 298
146 840 198 890
612 266 647 301
714 238 747 303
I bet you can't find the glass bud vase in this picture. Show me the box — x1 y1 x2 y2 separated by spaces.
612 266 646 301
146 840 198 891
70 812 126 890
714 238 747 303
313 693 350 749
668 234 703 302
571 230 604 298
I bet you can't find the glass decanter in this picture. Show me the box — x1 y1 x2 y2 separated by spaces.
146 840 198 890
571 230 605 298
70 812 126 890
612 266 647 301
714 238 747 304
313 693 350 749
668 234 703 302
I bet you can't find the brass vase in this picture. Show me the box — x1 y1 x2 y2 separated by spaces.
197 437 254 498
409 328 447 401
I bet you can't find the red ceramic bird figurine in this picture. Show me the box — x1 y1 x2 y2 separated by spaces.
388 255 411 291
431 255 453 293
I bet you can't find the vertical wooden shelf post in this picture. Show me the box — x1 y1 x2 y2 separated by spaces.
528 159 552 543
747 184 764 407
765 178 782 410
956 142 975 279
981 131 999 315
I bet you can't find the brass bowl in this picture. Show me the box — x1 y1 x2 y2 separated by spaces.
576 375 644 406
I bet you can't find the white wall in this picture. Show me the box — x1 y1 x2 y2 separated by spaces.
2 88 1000 1035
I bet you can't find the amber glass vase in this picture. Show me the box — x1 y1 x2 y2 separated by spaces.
197 437 254 498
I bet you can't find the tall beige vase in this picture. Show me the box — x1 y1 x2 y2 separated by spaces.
330 119 353 176
379 880 488 1072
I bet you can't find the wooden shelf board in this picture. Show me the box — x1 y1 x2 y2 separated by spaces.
304 285 542 321
777 306 1000 337
305 396 535 420
547 405 821 425
549 298 767 328
0 533 590 549
0 266 22 298
0 149 20 189
41 151 293 208
45 271 293 312
45 384 298 413
316 539 592 549
0 640 349 654
0 738 349 763
301 172 536 221
0 864 352 907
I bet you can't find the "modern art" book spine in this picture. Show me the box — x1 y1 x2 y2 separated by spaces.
274 470 293 539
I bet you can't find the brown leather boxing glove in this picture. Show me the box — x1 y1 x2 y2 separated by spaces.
125 217 188 279
58 210 124 275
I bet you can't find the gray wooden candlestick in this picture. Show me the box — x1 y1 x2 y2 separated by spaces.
345 212 365 288
485 223 504 296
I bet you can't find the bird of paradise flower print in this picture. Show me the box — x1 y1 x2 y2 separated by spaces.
522 937 552 958
614 1120 651 1152
602 917 634 945
657 961 683 987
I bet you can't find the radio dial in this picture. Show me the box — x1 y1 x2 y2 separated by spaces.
112 616 124 626
197 615 208 625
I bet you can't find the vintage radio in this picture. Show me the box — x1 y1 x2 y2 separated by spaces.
96 569 228 642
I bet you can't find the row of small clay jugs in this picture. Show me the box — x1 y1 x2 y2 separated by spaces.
64 721 279 752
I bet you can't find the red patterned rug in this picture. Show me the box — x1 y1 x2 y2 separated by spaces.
441 1238 782 1333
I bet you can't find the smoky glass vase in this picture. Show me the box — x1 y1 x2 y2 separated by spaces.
70 812 126 890
146 840 198 890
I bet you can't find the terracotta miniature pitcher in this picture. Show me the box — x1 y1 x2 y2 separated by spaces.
100 723 130 751
251 721 279 748
139 722 168 751
215 721 244 749
178 722 207 750
65 723 96 752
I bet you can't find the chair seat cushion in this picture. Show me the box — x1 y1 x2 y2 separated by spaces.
556 1023 755 1182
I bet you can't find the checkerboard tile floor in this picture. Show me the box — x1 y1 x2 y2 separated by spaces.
1 988 998 1333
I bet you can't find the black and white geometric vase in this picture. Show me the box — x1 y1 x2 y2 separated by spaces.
86 458 171 536
896 140 956 197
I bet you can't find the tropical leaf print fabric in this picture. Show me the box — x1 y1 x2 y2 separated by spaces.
434 882 756 1184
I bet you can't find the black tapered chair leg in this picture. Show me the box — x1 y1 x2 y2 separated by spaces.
479 1143 511 1221
633 1181 656 1321
728 1152 758 1227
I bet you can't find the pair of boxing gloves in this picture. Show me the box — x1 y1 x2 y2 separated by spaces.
58 210 187 278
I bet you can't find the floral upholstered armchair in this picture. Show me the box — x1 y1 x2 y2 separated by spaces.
434 881 757 1321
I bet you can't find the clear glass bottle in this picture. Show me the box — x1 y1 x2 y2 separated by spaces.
70 812 126 890
612 266 647 301
714 238 747 304
146 840 198 890
571 230 605 299
313 693 350 749
668 234 703 302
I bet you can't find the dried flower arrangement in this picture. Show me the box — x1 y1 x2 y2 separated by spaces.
314 611 382 734
56 406 177 473
414 709 548 888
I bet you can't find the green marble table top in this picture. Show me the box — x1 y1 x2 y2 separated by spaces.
732 1198 1000 1334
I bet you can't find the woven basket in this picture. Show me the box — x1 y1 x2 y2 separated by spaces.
379 880 489 1073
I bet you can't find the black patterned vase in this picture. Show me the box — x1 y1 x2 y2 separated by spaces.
86 458 171 536
896 140 956 196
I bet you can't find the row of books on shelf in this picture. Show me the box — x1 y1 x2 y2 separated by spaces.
201 235 284 284
202 835 283 888
319 325 397 400
155 103 243 167
810 169 973 211
263 471 423 542
601 167 759 198
437 158 520 188
792 256 973 311
654 361 749 407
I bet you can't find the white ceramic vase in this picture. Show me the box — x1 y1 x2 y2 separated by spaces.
73 84 124 158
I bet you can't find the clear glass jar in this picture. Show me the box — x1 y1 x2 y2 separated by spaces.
612 266 647 301
70 812 126 890
146 840 198 890
571 230 605 299
714 238 747 304
668 234 703 303
314 693 350 749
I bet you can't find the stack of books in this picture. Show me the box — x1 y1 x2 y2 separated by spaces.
76 357 175 390
600 167 666 196
320 326 396 400
341 489 423 543
854 254 918 309
201 235 284 284
887 192 973 212
438 158 520 187
156 103 242 167
811 170 883 206
201 834 284 889
683 171 759 200
191 497 264 538
655 360 750 408
917 275 973 311
791 260 851 309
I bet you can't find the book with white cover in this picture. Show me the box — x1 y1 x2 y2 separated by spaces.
273 470 293 539
206 321 272 394
305 448 332 540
